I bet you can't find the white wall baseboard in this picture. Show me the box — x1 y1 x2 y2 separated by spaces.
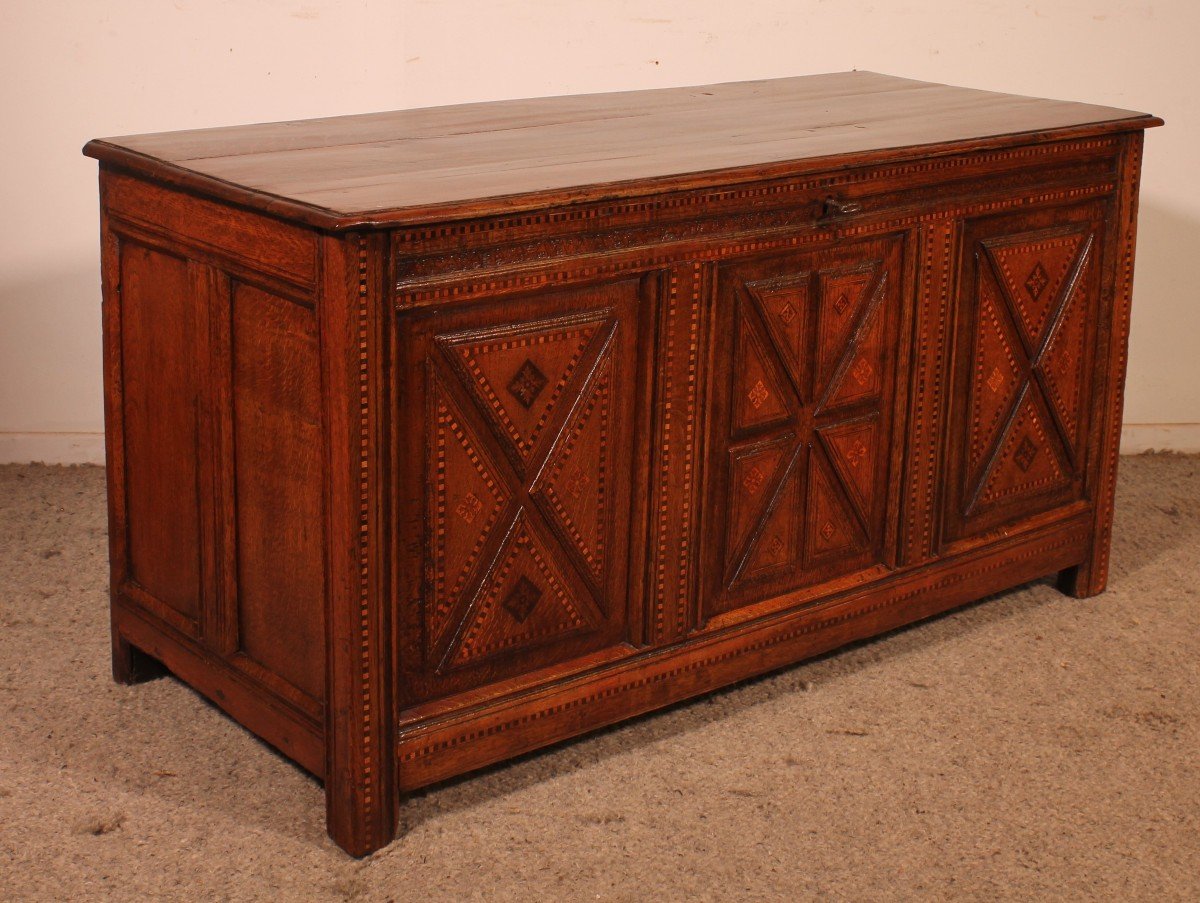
0 432 106 465
1119 423 1200 454
1 425 1197 465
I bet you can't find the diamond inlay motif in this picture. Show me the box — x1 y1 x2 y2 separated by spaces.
845 438 868 469
851 357 873 386
778 301 797 324
507 358 549 410
743 465 766 495
502 576 542 623
819 521 836 541
986 366 1006 394
1013 435 1039 472
833 292 851 316
1024 262 1050 301
455 492 482 524
767 535 786 558
565 471 590 499
748 379 770 409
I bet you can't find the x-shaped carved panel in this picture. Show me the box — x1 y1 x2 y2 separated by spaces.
426 309 618 671
962 226 1094 517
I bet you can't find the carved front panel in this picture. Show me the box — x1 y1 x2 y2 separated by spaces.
701 234 908 620
943 200 1106 546
395 279 646 701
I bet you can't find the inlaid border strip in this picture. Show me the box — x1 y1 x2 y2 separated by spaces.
397 184 1115 308
397 524 1088 772
393 138 1120 247
903 220 956 564
648 264 705 645
354 235 376 825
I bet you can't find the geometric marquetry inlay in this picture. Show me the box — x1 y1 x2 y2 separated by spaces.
976 392 1068 507
431 383 511 646
710 236 900 612
986 232 1084 349
448 517 597 668
733 318 790 431
443 319 601 462
962 222 1094 520
425 304 624 675
534 355 613 584
506 358 549 410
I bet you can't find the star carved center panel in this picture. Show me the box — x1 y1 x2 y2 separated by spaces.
704 235 903 618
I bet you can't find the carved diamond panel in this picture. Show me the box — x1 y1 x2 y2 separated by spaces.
407 283 641 693
443 318 601 462
952 213 1098 540
448 518 599 668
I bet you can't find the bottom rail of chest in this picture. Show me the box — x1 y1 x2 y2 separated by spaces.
394 513 1091 791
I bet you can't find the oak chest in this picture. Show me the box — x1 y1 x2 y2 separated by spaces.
83 71 1161 856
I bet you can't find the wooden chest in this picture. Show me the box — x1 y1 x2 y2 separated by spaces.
83 72 1161 856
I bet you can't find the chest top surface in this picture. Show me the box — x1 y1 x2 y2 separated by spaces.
83 71 1160 229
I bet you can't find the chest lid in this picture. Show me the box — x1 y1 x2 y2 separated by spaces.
83 71 1160 230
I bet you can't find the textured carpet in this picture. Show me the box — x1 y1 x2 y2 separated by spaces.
1 456 1197 901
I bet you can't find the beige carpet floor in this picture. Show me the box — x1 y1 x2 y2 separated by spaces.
1 455 1197 901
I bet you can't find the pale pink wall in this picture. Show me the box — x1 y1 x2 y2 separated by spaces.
1 0 1194 462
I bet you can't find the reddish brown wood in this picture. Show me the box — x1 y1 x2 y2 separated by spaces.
85 73 1160 857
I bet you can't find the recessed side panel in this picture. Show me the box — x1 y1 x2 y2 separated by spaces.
119 242 204 633
229 283 326 703
102 172 328 779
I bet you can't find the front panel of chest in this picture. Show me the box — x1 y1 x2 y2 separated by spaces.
941 198 1109 549
392 278 652 702
699 233 911 622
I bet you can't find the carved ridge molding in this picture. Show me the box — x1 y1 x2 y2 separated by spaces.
649 264 705 644
395 183 1115 308
393 138 1120 248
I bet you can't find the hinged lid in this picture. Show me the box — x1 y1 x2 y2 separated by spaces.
83 71 1161 231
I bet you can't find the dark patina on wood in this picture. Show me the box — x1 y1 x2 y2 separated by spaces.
83 71 1162 856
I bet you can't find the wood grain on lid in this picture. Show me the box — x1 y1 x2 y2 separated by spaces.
83 71 1161 229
